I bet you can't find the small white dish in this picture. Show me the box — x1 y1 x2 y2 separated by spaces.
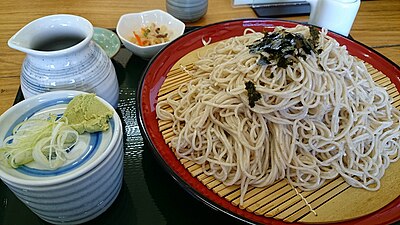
93 27 121 58
116 9 185 59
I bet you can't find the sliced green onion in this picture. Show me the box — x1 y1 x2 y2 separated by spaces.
0 94 113 170
0 116 78 169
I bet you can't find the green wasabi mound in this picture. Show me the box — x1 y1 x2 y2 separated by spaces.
63 93 114 135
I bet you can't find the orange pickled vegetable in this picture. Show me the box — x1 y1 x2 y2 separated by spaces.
131 23 171 47
133 32 143 46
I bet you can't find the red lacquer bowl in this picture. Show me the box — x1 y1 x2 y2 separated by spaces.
137 19 400 225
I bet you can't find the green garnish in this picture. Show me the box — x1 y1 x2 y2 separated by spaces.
0 94 113 169
309 26 320 48
143 28 150 37
0 115 78 169
245 81 262 108
248 26 320 68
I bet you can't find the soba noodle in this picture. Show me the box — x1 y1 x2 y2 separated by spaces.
156 25 400 205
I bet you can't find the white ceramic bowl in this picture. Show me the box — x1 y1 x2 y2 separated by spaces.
116 9 185 59
0 90 124 224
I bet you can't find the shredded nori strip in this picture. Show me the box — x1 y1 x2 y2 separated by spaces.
309 26 320 48
245 81 261 108
248 26 320 68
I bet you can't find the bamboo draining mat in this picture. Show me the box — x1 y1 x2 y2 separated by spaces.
156 42 400 224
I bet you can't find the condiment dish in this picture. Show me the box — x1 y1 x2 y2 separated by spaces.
116 9 185 59
93 27 121 58
0 90 124 224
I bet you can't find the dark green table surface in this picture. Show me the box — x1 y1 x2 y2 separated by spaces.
0 28 248 225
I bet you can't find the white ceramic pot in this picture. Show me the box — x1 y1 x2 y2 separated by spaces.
0 91 124 224
166 0 208 22
8 14 119 107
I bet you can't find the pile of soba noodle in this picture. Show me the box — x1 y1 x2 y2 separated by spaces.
156 25 400 205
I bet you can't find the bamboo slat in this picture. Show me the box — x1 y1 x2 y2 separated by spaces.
156 58 400 223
